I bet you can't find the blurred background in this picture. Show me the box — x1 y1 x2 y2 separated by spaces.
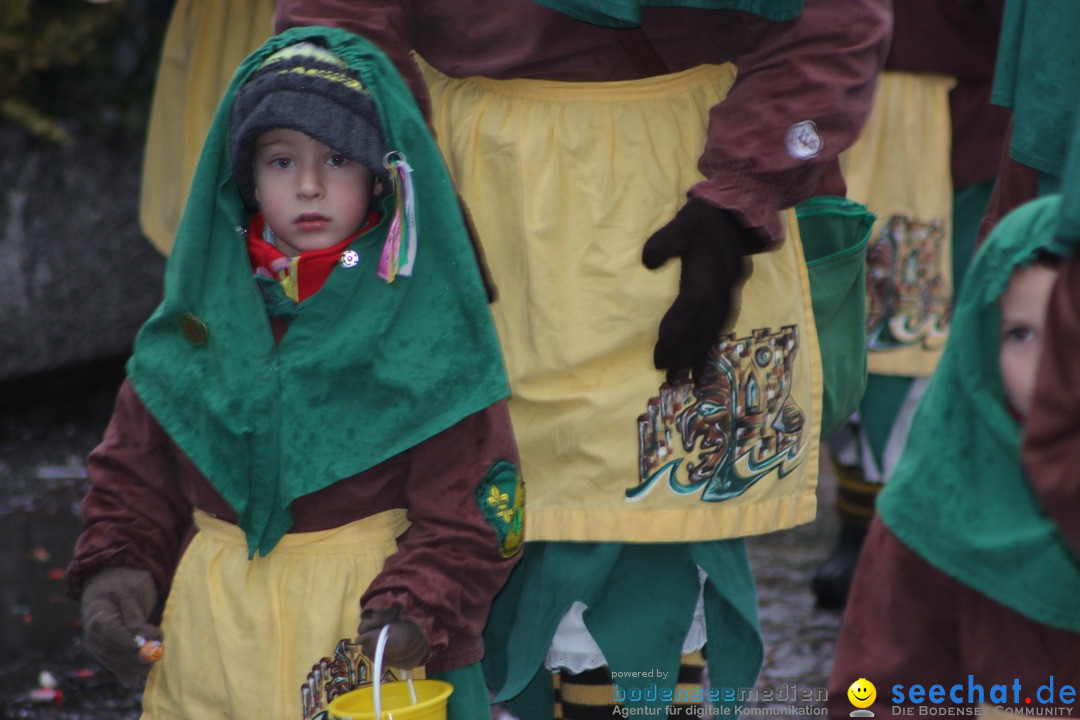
1 1 169 716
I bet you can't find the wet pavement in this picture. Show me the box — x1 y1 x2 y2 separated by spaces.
0 365 142 719
0 368 843 718
746 452 843 714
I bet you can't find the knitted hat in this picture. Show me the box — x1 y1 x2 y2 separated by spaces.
229 41 388 210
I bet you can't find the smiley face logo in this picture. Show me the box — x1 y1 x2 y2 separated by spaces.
848 678 876 710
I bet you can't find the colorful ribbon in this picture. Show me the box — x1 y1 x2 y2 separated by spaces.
377 151 417 282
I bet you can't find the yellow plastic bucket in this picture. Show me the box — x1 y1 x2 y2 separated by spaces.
326 625 453 720
326 678 453 720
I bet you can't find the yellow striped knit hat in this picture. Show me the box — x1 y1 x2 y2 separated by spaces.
229 41 388 210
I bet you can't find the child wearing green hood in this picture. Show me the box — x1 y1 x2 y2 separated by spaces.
67 29 523 719
826 194 1080 716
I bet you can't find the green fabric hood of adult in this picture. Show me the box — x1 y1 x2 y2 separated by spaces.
1053 109 1080 257
878 194 1080 632
126 27 510 556
991 0 1080 180
532 0 801 26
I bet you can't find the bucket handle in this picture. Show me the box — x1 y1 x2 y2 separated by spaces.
373 624 419 718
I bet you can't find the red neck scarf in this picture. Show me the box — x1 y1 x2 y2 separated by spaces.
246 211 380 302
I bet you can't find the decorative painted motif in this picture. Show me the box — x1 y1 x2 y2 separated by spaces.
302 638 404 720
865 215 951 350
628 325 805 503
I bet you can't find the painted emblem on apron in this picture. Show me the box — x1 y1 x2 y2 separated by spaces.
865 215 951 350
629 325 805 502
302 638 405 720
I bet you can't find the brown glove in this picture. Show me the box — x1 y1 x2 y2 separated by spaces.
80 566 161 687
357 605 430 669
642 198 757 379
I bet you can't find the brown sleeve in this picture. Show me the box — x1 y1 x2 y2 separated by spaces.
274 0 431 116
360 400 523 673
1023 254 1080 558
690 0 891 244
885 0 1003 80
66 379 194 601
976 117 1039 247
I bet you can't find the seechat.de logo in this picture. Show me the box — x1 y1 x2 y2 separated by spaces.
849 678 877 717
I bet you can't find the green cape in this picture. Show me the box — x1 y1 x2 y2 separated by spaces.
482 541 761 717
127 27 509 555
533 0 801 27
991 0 1080 179
1054 108 1080 255
878 194 1080 631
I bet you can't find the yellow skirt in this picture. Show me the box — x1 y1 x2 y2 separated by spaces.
840 71 957 377
141 509 411 719
420 59 822 544
138 0 275 255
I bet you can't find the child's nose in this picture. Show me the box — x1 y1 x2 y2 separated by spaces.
297 166 324 198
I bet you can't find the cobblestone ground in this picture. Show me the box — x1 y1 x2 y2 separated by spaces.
0 376 844 718
741 454 842 717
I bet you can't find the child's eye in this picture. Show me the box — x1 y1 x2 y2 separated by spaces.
270 157 294 169
1004 325 1035 343
327 154 349 168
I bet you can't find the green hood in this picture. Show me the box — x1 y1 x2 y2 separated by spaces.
127 27 509 555
879 194 1080 631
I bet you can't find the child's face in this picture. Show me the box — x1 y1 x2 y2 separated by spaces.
253 128 376 258
999 264 1059 419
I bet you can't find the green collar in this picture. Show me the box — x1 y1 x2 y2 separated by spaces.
128 27 509 555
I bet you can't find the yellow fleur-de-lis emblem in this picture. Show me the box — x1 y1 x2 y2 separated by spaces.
486 486 514 523
478 460 524 558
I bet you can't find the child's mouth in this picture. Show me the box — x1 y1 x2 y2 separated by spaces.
295 214 329 230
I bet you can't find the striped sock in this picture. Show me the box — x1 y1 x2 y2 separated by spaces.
558 667 616 720
668 650 706 717
556 652 708 720
835 462 881 528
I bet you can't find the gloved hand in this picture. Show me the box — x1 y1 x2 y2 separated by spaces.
80 566 161 687
642 198 758 378
357 605 430 669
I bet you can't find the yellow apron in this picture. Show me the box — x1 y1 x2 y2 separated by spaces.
840 71 957 377
139 0 275 255
141 509 411 719
420 59 822 544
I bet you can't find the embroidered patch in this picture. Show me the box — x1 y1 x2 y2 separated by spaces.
785 120 822 159
477 460 524 558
